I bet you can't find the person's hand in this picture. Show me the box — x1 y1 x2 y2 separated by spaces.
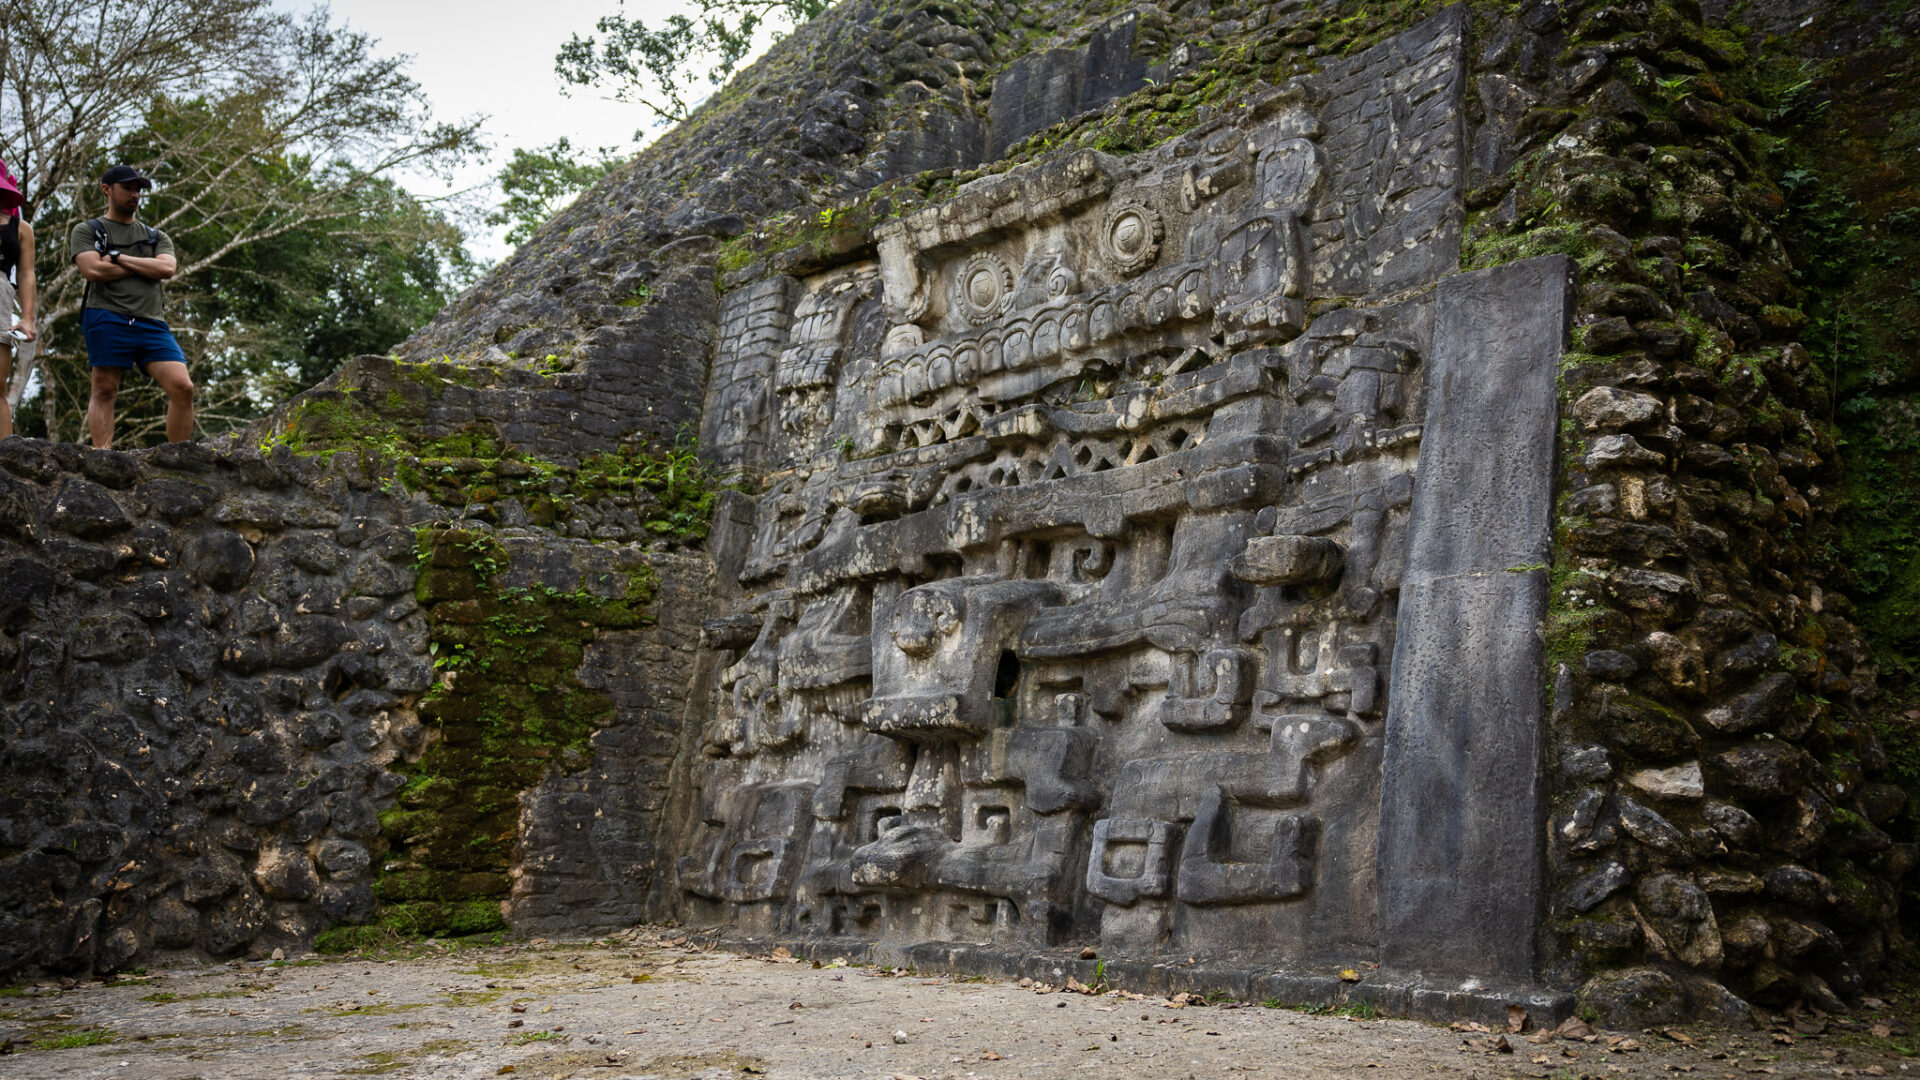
13 318 34 342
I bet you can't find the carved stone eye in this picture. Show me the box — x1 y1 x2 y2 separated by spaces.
967 268 1000 308
892 592 963 657
1100 201 1163 276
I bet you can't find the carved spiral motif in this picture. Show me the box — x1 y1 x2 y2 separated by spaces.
954 251 1014 325
1101 201 1164 276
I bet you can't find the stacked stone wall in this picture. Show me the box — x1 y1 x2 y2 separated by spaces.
0 435 701 976
0 439 428 972
1448 0 1896 1024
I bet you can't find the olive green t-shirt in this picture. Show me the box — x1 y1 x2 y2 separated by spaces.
69 218 175 321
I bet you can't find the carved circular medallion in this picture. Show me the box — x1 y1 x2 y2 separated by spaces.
954 252 1013 325
1101 201 1164 276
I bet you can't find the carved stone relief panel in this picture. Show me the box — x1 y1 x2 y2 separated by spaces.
772 267 882 462
681 10 1562 980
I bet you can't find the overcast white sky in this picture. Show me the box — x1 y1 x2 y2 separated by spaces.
278 0 729 263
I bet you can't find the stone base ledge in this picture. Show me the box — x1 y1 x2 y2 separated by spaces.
704 933 1574 1029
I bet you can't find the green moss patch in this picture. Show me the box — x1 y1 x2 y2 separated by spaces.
28 1028 116 1050
332 526 658 945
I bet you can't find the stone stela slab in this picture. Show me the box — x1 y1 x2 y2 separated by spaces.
684 8 1575 1020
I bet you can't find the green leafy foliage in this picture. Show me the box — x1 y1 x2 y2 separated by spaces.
574 431 728 541
488 138 625 248
1769 61 1920 688
556 0 831 126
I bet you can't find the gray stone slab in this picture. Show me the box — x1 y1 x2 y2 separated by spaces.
1377 255 1571 982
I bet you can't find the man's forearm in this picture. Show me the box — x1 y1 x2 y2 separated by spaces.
77 257 129 282
116 254 174 280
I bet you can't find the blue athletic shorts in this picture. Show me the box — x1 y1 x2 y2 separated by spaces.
82 307 187 372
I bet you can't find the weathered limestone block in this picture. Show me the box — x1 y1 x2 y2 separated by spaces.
1230 534 1345 586
862 577 1064 743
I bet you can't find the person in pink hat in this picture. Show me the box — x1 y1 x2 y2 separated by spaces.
0 158 35 440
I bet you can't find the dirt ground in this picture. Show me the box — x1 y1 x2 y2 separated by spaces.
2 930 1916 1080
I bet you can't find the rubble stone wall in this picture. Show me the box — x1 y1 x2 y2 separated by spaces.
0 437 698 973
0 439 430 972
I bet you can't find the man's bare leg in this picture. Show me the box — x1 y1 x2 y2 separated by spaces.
149 361 194 442
88 366 121 448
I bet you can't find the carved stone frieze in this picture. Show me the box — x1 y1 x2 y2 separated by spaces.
682 8 1566 983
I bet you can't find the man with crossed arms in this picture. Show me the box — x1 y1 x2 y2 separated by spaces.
71 165 194 447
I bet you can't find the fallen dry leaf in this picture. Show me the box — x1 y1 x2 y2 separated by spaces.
1873 1021 1895 1038
1662 1028 1694 1044
982 1051 1002 1061
1340 969 1361 982
1553 1016 1595 1040
1507 1005 1529 1033
1450 1021 1492 1034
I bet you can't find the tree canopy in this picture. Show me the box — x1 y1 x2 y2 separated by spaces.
555 0 830 127
0 0 484 444
487 138 624 249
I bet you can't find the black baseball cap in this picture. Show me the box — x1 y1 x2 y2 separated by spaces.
100 165 152 190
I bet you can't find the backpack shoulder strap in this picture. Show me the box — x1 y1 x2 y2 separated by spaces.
83 219 109 309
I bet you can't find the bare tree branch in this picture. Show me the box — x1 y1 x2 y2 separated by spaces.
1 0 485 418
